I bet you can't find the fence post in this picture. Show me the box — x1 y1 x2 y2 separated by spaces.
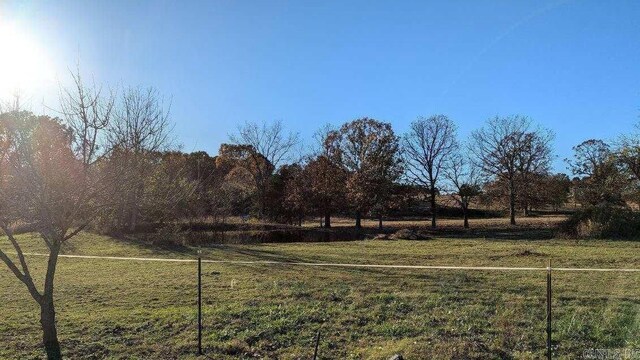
546 259 552 360
198 249 203 356
313 329 321 360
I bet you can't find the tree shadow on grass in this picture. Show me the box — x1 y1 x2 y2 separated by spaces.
105 232 194 256
211 245 315 264
424 227 557 240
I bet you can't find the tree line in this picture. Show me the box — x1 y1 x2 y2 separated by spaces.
203 116 573 230
138 111 639 233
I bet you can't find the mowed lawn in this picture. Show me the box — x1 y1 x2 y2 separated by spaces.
1 233 640 359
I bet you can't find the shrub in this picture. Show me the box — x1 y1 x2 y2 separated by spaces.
560 205 640 239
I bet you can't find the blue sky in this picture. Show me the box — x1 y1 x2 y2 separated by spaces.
2 0 640 172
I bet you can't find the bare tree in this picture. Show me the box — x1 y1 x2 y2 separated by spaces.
445 152 482 228
402 115 458 228
0 92 24 113
58 70 116 166
107 87 173 231
311 123 336 157
229 120 300 218
0 70 114 359
470 115 553 225
108 86 172 153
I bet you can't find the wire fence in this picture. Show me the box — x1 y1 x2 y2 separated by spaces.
18 252 640 273
7 252 640 359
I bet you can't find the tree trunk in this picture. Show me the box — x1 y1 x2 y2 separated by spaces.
324 213 331 228
378 213 383 230
462 203 469 229
40 242 62 360
509 179 516 225
40 296 61 360
355 211 361 229
430 188 437 228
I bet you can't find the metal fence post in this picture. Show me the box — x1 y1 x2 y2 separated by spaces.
198 249 203 356
313 329 321 360
547 259 552 360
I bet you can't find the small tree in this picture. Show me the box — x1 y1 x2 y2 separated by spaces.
0 71 114 359
445 153 482 228
402 115 458 228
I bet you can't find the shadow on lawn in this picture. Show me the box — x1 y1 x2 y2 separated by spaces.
212 245 315 264
428 227 557 240
106 232 194 255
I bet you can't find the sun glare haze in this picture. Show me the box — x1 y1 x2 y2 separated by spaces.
0 20 53 99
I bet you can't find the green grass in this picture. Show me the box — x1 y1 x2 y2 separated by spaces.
1 233 640 359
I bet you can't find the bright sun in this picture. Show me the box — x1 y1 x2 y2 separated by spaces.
0 21 54 99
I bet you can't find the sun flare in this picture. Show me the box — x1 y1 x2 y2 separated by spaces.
0 21 54 98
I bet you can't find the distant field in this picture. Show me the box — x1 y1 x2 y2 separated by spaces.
1 232 639 359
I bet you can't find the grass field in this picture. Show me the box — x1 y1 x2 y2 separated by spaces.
2 231 640 359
